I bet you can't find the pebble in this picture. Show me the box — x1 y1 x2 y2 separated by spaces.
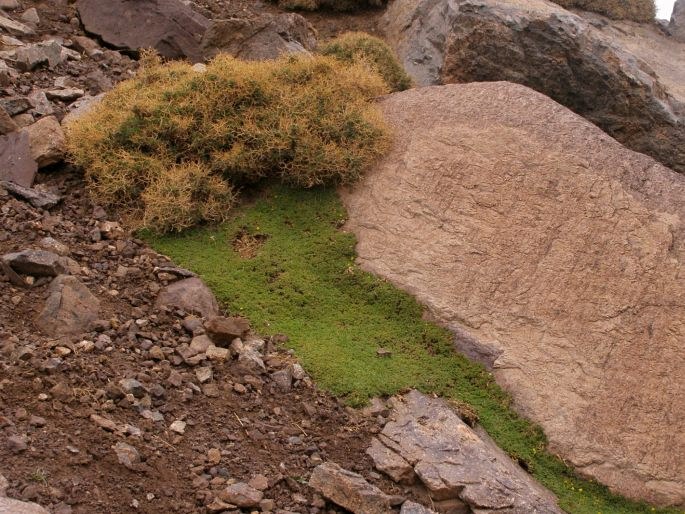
169 420 186 434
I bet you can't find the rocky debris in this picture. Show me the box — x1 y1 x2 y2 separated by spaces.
672 0 685 41
202 13 317 61
0 131 36 187
0 180 61 209
309 461 398 514
381 0 685 173
219 482 264 508
0 497 49 514
205 315 250 346
76 0 210 62
34 275 100 336
342 82 685 507
371 391 562 513
23 116 66 168
155 277 220 318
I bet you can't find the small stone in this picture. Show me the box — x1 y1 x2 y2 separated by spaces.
149 345 165 360
90 414 119 432
23 115 66 168
233 383 247 394
20 8 40 25
167 370 183 388
189 334 212 354
77 340 95 352
376 348 392 358
0 472 8 496
219 482 263 508
207 448 221 464
169 420 186 434
205 345 230 362
400 500 438 514
248 474 269 491
113 442 140 470
291 363 307 381
205 316 250 346
46 88 85 102
6 434 27 453
271 368 293 392
196 366 213 384
28 415 46 427
119 378 146 398
54 346 71 357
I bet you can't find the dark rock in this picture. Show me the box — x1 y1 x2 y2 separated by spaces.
155 277 220 318
1 249 73 278
0 97 31 116
0 131 37 187
24 115 66 168
202 13 316 61
205 316 249 346
382 0 685 172
1 181 62 209
309 461 396 514
218 482 263 508
34 275 101 336
76 0 210 62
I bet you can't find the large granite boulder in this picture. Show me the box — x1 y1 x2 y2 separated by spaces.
76 0 210 62
202 13 317 61
381 0 685 173
341 82 685 507
370 391 563 513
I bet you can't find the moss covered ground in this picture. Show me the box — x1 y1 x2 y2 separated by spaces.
147 185 679 514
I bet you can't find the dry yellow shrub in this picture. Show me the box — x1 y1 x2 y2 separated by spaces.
66 52 390 232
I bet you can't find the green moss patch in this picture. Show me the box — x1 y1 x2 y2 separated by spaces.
147 186 678 514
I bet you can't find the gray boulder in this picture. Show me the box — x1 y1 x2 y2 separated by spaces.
382 0 685 173
76 0 210 62
202 13 317 61
373 391 562 513
155 277 220 318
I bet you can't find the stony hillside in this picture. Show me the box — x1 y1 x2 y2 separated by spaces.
1 0 684 513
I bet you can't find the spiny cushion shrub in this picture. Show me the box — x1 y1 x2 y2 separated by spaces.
553 0 655 21
319 32 412 92
274 0 386 12
66 52 390 233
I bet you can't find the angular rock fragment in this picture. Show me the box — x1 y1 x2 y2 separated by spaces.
155 277 219 318
219 482 263 508
309 461 396 514
35 275 100 336
671 0 685 41
202 13 316 61
0 131 37 187
76 0 210 62
1 250 73 278
0 13 34 35
205 315 250 346
0 181 61 209
23 116 65 168
366 437 415 484
112 442 140 470
0 106 17 134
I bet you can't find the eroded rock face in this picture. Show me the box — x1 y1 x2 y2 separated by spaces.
341 82 685 507
202 13 317 61
371 391 562 513
76 0 210 62
381 0 685 173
